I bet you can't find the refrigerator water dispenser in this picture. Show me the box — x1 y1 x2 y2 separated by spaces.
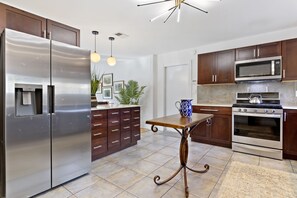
15 84 43 116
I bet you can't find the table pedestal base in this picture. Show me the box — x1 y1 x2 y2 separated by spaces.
151 125 210 197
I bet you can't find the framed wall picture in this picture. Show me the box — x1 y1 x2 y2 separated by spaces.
114 81 124 94
102 73 113 87
97 82 102 94
102 87 112 99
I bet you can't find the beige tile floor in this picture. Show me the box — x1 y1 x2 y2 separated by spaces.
36 130 297 198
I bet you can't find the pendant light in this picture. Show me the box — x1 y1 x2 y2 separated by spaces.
91 31 101 63
107 37 116 66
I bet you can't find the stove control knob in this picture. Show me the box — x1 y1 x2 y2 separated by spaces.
265 109 269 113
238 109 242 112
254 109 258 113
272 110 276 114
243 109 247 112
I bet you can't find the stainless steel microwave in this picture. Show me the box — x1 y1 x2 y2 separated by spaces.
235 56 282 82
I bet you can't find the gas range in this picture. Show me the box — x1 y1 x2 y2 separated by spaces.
232 92 283 160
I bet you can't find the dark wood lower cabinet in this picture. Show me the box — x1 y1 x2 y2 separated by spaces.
191 106 232 148
91 107 141 161
283 109 297 160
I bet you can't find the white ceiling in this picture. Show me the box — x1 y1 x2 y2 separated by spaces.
2 0 297 58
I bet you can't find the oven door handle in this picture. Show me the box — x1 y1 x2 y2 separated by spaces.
233 112 282 119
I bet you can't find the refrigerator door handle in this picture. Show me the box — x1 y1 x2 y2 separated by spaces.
48 85 55 114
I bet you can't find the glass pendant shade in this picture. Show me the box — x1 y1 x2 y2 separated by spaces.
107 56 116 66
91 52 101 63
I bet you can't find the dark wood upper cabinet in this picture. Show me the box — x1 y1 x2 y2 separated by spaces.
235 46 257 61
0 3 80 46
216 49 235 83
0 3 46 37
257 42 281 58
283 109 297 160
198 53 215 84
198 49 235 84
236 42 281 61
47 20 80 47
282 38 297 81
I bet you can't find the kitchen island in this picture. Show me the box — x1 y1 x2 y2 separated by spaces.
91 104 141 161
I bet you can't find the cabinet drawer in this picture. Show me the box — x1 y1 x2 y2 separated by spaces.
92 110 107 121
108 117 120 127
92 130 107 139
92 138 107 156
132 122 140 142
108 133 121 149
108 125 120 135
193 106 231 115
121 109 131 116
121 124 131 133
121 131 132 147
132 107 140 117
91 119 107 131
108 109 120 118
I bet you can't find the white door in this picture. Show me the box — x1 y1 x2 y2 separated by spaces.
165 64 191 116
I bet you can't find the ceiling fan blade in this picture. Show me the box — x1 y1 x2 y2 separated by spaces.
164 6 178 23
182 2 208 13
137 0 174 7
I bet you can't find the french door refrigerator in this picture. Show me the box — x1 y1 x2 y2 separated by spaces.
0 29 91 198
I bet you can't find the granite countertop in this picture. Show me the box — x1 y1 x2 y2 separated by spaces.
91 104 141 111
193 103 233 108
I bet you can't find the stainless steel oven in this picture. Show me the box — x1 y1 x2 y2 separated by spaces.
232 92 283 160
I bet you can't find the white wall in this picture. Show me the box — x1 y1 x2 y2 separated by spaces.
92 56 154 128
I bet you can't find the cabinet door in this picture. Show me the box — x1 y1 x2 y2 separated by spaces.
0 3 46 37
215 49 235 83
198 53 215 84
235 46 257 61
283 110 297 158
190 120 209 141
257 42 281 58
210 115 232 147
47 19 80 46
282 39 297 81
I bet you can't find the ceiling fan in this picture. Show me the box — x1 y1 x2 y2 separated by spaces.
137 0 220 23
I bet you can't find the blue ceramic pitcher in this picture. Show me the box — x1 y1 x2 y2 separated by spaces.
175 99 193 117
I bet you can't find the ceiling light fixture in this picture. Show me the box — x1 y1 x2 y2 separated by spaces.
107 37 116 66
90 31 101 63
138 0 220 23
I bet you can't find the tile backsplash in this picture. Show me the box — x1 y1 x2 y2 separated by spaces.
197 81 297 106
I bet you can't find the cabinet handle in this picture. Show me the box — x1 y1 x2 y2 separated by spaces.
253 49 256 58
124 137 130 140
93 114 103 117
48 31 52 40
43 30 46 38
283 70 286 78
200 109 219 112
257 48 260 57
134 134 140 137
123 111 130 114
134 117 140 120
123 118 130 121
134 124 140 127
134 110 140 112
112 129 119 132
112 112 119 115
93 123 102 127
212 75 214 82
93 145 102 150
214 75 217 82
93 132 102 136
284 112 287 122
111 121 119 124
112 140 119 144
123 126 130 129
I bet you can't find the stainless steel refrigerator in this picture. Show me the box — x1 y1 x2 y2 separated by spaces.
0 29 91 198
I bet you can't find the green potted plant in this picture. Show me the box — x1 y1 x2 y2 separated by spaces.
115 80 146 105
91 72 103 107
